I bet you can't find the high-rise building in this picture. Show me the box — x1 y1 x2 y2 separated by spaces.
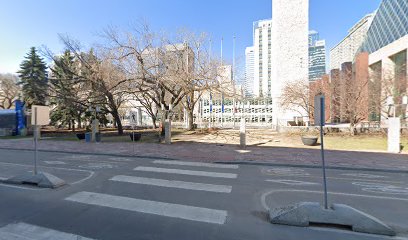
309 30 319 46
330 13 374 70
270 0 309 125
253 19 273 98
363 0 408 54
244 46 255 97
363 0 408 121
309 30 326 81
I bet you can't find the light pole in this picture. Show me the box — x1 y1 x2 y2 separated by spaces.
232 35 236 129
240 95 246 148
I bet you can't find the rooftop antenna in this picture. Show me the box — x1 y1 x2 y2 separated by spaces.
221 37 223 64
233 35 236 84
209 38 212 62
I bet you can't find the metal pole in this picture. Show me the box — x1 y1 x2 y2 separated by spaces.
320 97 328 209
233 35 236 129
220 38 223 64
132 125 135 155
34 107 38 175
221 97 223 128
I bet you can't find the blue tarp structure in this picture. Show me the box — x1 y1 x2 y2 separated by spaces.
15 100 26 135
0 100 26 135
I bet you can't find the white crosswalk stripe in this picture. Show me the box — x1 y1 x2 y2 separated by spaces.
110 175 232 193
66 191 227 224
64 161 239 225
153 160 239 169
134 166 237 179
0 222 94 240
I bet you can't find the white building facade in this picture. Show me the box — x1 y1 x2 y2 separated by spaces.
330 13 374 70
270 0 309 126
253 19 273 98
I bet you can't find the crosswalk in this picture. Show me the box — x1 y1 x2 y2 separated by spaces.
110 175 232 193
152 160 239 169
65 160 239 226
0 222 94 240
66 191 227 224
134 166 238 178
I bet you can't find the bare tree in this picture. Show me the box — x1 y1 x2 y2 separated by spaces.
331 60 369 135
0 73 20 109
103 24 222 130
166 30 222 130
43 23 228 134
45 35 133 135
132 90 159 128
280 79 311 122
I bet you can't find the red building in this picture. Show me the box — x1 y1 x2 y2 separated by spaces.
309 52 370 124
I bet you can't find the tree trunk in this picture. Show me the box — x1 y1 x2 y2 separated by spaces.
77 115 82 129
160 111 168 136
350 123 357 136
187 109 194 130
111 110 124 135
152 116 157 129
72 120 76 132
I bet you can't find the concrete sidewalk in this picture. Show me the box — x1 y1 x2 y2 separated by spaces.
0 138 407 172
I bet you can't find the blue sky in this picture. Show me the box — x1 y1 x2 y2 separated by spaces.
0 0 381 74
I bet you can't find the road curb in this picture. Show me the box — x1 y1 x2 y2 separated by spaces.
214 161 408 174
0 147 179 161
1 147 407 174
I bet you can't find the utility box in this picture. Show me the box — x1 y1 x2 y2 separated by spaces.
85 133 92 143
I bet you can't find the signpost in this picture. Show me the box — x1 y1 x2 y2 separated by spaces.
4 105 65 188
312 95 329 208
31 105 50 175
269 95 395 236
317 96 328 209
130 110 137 155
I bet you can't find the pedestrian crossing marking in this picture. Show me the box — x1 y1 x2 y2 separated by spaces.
66 191 227 224
134 166 237 179
153 160 239 169
0 222 94 240
110 175 232 193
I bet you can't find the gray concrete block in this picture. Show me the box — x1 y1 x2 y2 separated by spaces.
3 172 66 189
269 202 395 236
240 118 246 149
165 120 171 145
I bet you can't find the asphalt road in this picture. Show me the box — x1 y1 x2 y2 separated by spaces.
0 149 407 240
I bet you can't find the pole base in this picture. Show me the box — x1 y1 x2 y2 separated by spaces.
269 202 395 236
2 172 66 189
